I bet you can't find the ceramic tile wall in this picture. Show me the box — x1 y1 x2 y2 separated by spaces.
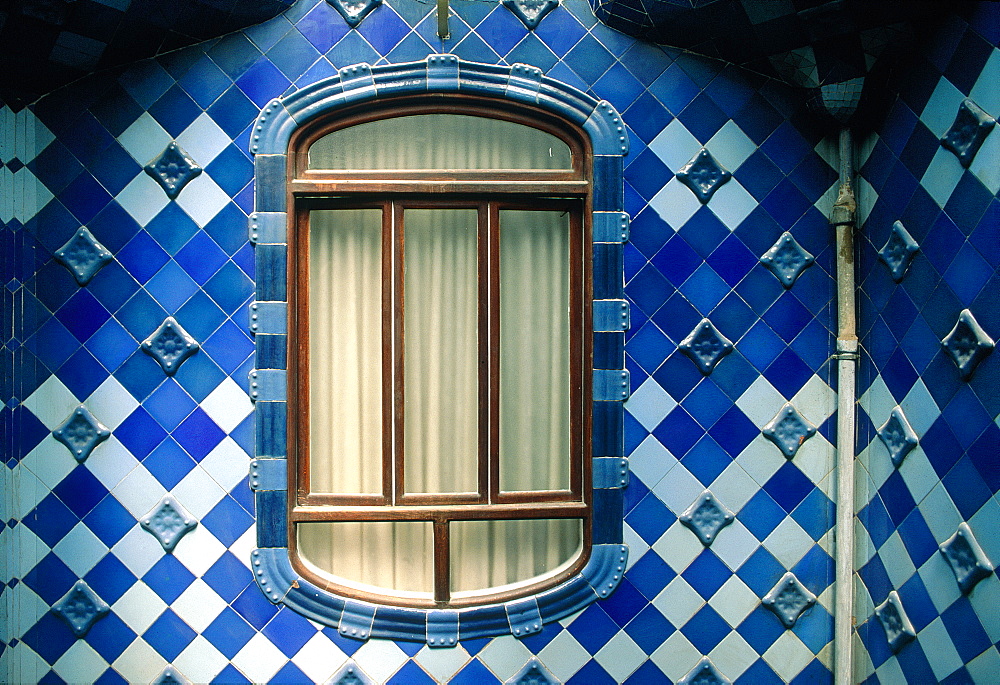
853 4 1000 683
0 0 844 681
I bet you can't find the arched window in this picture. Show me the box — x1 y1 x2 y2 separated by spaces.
249 57 630 644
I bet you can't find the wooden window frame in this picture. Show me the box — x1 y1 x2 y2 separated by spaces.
286 97 594 609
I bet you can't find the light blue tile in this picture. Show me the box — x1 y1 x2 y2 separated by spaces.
706 121 756 173
920 77 965 138
969 47 1000 119
707 177 756 230
917 617 965 681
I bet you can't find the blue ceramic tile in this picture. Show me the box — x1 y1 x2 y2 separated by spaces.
146 203 200 256
116 406 168 459
61 172 114 224
143 554 196 604
53 465 109 518
58 347 110 399
709 406 758 457
680 604 731 654
63 113 117 167
172 407 225 461
174 231 229 285
624 148 671 202
90 142 142 197
681 436 731 487
144 609 197 661
144 438 197 489
202 495 254 547
83 496 136 549
627 551 676 601
203 551 254 603
678 206 729 259
117 231 171 285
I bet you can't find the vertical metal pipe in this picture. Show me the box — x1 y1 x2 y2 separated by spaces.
437 0 450 39
832 126 858 685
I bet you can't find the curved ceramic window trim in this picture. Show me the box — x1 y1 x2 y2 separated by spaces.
248 54 629 644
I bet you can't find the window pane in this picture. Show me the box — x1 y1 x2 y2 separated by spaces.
450 519 582 595
309 209 383 495
403 209 479 494
308 114 572 170
499 210 570 492
298 522 434 596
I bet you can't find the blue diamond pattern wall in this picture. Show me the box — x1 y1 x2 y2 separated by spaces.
855 5 1000 682
7 0 997 683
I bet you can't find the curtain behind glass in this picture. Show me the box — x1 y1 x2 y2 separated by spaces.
309 209 383 494
308 114 572 170
498 210 570 492
403 209 479 494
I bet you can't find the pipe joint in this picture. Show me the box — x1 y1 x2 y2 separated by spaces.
831 183 856 226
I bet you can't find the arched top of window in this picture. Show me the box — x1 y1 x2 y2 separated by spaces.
249 55 631 646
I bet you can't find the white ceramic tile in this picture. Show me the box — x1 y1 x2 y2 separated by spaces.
897 448 937 506
116 172 170 226
290 632 349 683
52 640 109 685
21 437 76 491
649 118 702 168
625 377 677 432
873 651 906 685
708 177 756 230
650 176 702 229
12 463 48 520
23 375 79 429
649 631 700 682
229 526 257 569
233 632 289 683
113 583 168 634
53 522 109 577
652 576 704 628
919 617 965 681
920 77 965 138
172 524 227 577
969 47 1000 117
594 630 645 682
762 631 813 682
813 178 840 218
966 644 1000 685
110 524 163 578
200 436 252 493
969 124 1000 193
413 644 471 682
709 630 758 681
707 575 757 628
172 635 230 684
899 380 940 436
171 578 228 633
967 575 1000 644
351 639 409 683
112 464 167 518
858 375 892 417
706 120 756 172
855 175 878 226
734 435 786 488
879 532 916 589
10 522 49 580
175 172 231 227
118 112 172 166
0 166 13 223
86 437 140 494
792 375 837 425
623 523 650 570
5 580 48 643
969 497 1000 565
918 553 961 614
711 519 759 572
86 376 141 429
736 376 786 426
921 146 964 209
762 516 814 568
537 630 590 682
628 434 677 490
13 168 53 223
918 482 962 544
2 640 49 685
177 113 231 166
477 635 532 681
201 377 254 433
171 464 227 519
852 631 876 684
709 462 756 514
794 435 835 487
652 464 703 517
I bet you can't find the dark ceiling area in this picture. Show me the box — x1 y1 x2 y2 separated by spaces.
0 0 293 108
0 0 966 119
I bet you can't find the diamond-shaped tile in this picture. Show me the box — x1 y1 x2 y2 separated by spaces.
939 522 993 594
941 309 994 381
676 148 731 204
152 665 191 685
762 572 815 629
506 657 557 685
877 406 918 469
874 590 915 654
878 220 919 283
678 657 730 685
759 232 814 288
502 0 558 29
52 580 110 637
142 316 200 376
54 227 113 286
329 661 375 685
145 142 203 199
141 495 198 552
679 318 733 375
327 0 382 27
53 405 111 463
940 99 996 167
762 403 816 459
680 490 734 547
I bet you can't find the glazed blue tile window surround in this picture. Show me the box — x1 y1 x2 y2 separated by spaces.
247 54 631 643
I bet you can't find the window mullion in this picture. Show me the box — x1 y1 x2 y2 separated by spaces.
390 200 404 505
486 201 501 505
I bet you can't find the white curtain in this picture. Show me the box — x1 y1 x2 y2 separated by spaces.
308 114 572 170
